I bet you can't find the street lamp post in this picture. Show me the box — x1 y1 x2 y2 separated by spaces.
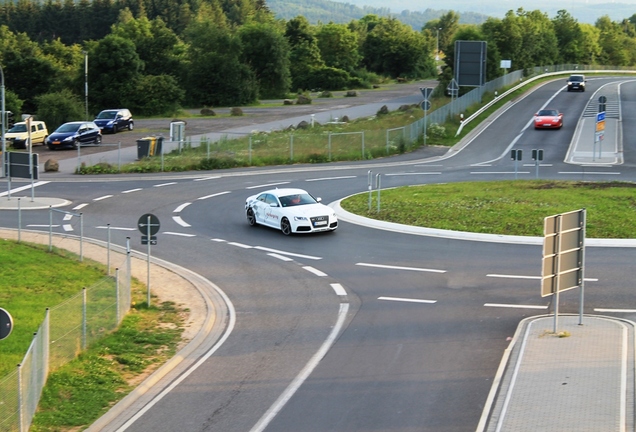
1 64 6 178
436 28 442 61
82 51 88 121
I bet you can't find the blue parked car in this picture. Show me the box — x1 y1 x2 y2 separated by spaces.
93 109 134 133
46 121 102 150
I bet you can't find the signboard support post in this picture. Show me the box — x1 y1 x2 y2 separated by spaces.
147 215 151 306
138 213 161 307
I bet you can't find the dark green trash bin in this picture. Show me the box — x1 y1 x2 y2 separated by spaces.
137 137 163 159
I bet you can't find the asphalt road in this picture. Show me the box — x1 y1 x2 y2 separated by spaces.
2 76 636 431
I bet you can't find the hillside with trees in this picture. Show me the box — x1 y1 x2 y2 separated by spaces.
1 0 636 131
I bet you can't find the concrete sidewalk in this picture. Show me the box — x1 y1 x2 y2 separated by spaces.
480 314 634 432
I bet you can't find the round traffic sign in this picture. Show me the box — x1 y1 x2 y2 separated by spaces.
420 100 431 111
138 213 161 236
598 95 607 104
0 308 14 340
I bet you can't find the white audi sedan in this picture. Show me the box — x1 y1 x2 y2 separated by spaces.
245 188 338 235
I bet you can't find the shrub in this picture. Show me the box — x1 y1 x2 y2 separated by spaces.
427 123 446 138
36 90 84 131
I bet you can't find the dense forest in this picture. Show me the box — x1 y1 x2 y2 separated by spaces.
1 0 636 130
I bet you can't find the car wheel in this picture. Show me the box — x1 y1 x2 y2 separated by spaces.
128 122 134 131
113 125 118 134
280 218 292 236
246 208 257 226
95 135 102 145
72 139 79 149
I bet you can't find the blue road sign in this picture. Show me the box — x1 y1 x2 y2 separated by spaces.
597 111 606 122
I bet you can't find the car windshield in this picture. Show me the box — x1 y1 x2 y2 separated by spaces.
8 124 27 133
538 110 558 116
279 193 317 207
96 111 117 119
56 123 81 133
569 76 584 82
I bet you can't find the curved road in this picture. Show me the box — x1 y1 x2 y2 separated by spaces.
2 76 636 432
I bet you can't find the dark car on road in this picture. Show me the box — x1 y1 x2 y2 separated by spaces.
567 74 586 92
46 121 102 150
94 109 134 134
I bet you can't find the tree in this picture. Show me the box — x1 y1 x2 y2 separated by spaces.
87 34 143 109
315 23 361 73
130 74 184 115
238 22 291 99
552 10 586 64
111 12 187 78
184 19 258 106
36 89 84 130
362 17 433 79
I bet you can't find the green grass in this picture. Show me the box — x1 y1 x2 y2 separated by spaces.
0 240 185 431
341 180 636 238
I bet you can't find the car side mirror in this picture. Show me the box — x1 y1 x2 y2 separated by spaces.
270 203 279 207
316 197 322 202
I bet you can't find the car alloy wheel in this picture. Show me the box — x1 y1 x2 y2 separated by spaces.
247 208 256 226
72 139 79 149
280 218 292 236
128 122 134 131
95 135 102 145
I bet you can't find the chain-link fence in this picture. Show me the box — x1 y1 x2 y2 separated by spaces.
0 247 131 432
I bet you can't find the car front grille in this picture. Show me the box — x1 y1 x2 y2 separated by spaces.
310 215 329 228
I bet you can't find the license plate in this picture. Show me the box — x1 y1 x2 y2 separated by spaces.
314 221 327 226
53 141 60 144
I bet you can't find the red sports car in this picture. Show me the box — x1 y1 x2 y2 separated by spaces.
534 109 563 129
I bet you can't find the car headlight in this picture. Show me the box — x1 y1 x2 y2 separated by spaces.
63 136 73 142
294 216 308 221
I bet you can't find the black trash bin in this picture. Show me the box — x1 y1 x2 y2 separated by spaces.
137 136 164 159
137 137 154 160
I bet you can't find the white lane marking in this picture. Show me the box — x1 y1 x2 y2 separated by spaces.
172 216 191 227
558 171 620 175
488 274 540 280
0 181 49 197
330 283 347 296
305 176 356 182
522 164 552 167
228 242 252 249
198 191 230 200
96 226 136 231
73 203 89 210
356 262 446 273
28 224 60 228
163 232 196 237
194 176 221 181
63 224 73 231
154 182 177 187
246 182 290 190
471 171 530 175
484 303 548 309
268 253 294 262
211 238 226 242
174 203 192 213
251 303 350 432
122 188 142 194
487 274 598 282
63 214 73 221
595 308 636 313
93 195 113 201
254 246 322 260
384 172 442 176
378 296 436 304
303 266 327 277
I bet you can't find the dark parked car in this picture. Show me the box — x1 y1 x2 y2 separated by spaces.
567 74 586 92
46 121 102 150
93 109 134 133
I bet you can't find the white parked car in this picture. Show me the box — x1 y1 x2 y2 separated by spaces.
245 188 338 235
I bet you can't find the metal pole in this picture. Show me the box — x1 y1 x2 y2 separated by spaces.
147 215 151 306
376 173 381 213
367 170 372 211
579 209 587 325
79 213 83 261
1 64 6 179
83 51 88 121
107 223 111 276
